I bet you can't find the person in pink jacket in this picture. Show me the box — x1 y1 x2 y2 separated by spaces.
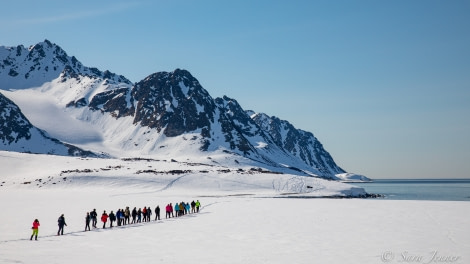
30 219 40 240
165 204 171 219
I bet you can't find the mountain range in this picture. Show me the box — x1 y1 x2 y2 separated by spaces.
0 40 347 178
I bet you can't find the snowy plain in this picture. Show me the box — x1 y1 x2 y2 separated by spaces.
1 151 469 264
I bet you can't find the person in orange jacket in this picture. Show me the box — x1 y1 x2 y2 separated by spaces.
101 211 109 229
30 219 40 240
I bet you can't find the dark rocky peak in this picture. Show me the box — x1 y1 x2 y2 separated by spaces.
135 69 210 102
130 69 217 137
215 96 244 117
26 39 80 67
0 39 80 89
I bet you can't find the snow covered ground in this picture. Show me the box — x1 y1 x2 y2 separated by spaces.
1 151 469 263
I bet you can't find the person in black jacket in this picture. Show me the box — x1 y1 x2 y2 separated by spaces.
191 200 196 213
109 211 116 228
85 212 91 231
90 209 97 228
137 208 142 223
147 207 152 222
131 207 137 224
155 206 160 221
57 214 67 235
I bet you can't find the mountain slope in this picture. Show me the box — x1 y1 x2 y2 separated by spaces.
0 92 94 156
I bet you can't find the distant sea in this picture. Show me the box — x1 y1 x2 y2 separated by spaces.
352 179 470 201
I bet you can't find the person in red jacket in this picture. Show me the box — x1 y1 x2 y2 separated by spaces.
142 207 147 222
30 219 40 240
101 211 109 229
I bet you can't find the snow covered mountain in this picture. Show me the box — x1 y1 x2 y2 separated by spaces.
0 40 347 178
0 39 130 90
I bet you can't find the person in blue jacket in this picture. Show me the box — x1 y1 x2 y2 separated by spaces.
116 209 122 226
174 203 180 217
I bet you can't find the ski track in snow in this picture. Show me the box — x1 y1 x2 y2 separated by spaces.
159 174 189 191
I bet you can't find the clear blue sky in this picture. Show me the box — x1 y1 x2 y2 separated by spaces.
1 0 469 179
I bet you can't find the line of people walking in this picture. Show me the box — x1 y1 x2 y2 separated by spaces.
165 200 201 218
30 200 201 240
85 200 201 231
85 205 161 230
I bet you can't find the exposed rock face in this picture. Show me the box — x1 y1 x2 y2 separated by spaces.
0 92 33 144
251 113 345 175
132 69 216 137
